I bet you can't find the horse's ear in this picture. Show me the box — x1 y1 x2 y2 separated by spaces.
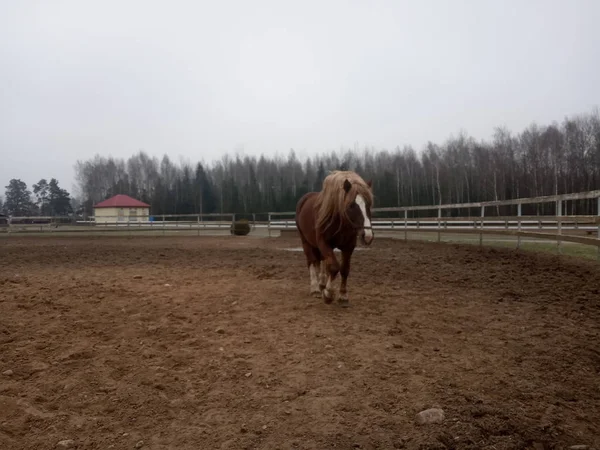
343 179 352 193
367 179 373 189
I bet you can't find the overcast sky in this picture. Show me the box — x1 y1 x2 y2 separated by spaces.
1 0 599 195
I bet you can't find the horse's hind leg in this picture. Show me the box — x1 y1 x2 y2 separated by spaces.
310 247 324 296
318 259 327 293
301 240 322 296
309 261 321 296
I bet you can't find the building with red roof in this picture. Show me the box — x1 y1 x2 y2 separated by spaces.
93 194 150 223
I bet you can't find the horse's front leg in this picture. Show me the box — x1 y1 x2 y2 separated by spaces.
338 249 353 307
317 239 340 304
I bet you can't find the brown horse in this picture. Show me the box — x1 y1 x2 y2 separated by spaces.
295 170 374 307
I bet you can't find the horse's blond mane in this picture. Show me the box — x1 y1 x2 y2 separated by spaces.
314 170 373 233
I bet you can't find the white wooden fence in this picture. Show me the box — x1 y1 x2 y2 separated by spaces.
2 213 237 236
3 190 600 257
267 190 600 257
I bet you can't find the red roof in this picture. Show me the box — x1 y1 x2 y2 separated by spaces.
94 194 150 208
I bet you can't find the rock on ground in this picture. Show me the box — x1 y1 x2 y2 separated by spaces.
415 408 445 425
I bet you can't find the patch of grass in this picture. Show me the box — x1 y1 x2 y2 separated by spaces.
377 231 599 261
435 235 597 260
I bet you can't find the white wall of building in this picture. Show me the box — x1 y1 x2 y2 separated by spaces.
94 207 150 223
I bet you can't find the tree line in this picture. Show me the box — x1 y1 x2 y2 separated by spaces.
73 108 600 217
2 108 599 218
2 178 73 217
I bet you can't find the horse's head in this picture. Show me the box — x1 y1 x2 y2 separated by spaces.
343 178 374 246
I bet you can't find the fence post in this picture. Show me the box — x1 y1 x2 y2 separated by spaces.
268 213 271 238
162 215 165 236
557 200 562 254
404 210 408 242
479 206 485 247
197 214 200 236
252 213 256 231
517 204 522 249
437 207 441 243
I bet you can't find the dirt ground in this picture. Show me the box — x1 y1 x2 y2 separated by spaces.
1 235 599 450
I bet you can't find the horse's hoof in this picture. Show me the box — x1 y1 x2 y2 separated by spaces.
322 289 334 304
338 297 350 308
310 289 321 298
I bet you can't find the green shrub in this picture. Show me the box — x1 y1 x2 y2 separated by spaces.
231 219 251 236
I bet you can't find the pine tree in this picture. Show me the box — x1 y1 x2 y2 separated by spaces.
4 179 33 216
33 179 51 215
315 162 326 191
48 179 73 215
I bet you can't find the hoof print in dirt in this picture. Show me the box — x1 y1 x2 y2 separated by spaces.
338 298 350 308
415 408 445 425
322 290 335 304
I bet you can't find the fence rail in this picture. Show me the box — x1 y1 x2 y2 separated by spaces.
3 190 600 258
1 213 239 236
373 189 600 212
266 190 600 258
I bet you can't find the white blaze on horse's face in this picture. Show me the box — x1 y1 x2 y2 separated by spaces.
355 194 373 245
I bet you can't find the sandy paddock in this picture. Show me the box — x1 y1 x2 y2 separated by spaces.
1 235 599 450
